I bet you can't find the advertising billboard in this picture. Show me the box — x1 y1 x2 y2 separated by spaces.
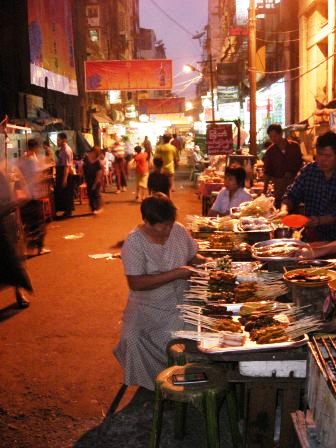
85 60 173 91
138 97 185 114
28 0 78 95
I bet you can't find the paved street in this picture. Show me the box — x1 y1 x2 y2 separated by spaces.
0 170 235 448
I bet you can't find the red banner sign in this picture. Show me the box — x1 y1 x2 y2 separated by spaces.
138 97 185 114
206 123 233 155
85 60 173 91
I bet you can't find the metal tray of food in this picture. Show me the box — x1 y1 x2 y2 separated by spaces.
283 268 336 288
197 333 309 354
251 238 311 261
234 222 274 233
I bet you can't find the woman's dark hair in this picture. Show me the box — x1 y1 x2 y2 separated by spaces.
134 145 142 154
141 193 177 225
267 124 282 135
316 131 336 153
162 134 171 144
153 157 163 168
225 166 246 188
57 132 67 140
27 138 39 150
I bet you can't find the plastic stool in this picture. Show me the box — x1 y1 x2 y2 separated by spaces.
166 338 211 367
149 363 242 448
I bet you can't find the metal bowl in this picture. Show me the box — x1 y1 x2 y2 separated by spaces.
274 227 294 239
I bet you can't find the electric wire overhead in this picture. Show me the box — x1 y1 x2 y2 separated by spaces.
147 0 195 37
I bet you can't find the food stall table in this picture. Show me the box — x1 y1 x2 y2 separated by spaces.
199 346 308 448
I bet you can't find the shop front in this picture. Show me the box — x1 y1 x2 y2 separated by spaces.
243 78 286 144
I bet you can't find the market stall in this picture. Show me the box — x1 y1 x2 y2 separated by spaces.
176 200 336 447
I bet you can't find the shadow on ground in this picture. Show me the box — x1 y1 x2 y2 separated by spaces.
73 386 234 448
0 301 25 323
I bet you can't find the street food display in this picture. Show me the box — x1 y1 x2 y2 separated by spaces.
197 168 224 184
252 239 311 261
239 195 275 217
185 264 288 305
187 215 236 233
237 216 274 232
175 301 311 353
283 267 336 287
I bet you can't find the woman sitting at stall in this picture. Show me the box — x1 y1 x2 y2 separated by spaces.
208 166 252 217
114 193 207 391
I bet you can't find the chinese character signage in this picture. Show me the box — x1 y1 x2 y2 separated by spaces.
85 60 173 91
217 86 240 103
28 0 78 95
206 124 233 155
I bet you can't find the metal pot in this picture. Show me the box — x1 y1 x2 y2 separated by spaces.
274 227 293 238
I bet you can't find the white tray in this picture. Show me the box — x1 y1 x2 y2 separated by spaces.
198 333 309 354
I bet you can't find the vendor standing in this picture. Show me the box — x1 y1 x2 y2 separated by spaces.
208 167 252 216
263 124 303 208
280 131 336 242
54 132 75 218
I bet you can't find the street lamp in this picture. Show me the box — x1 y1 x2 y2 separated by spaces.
183 61 216 122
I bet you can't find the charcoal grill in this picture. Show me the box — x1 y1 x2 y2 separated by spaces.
307 335 336 448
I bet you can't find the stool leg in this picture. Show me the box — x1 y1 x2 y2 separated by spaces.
149 383 164 448
174 402 187 439
203 390 220 448
226 389 243 448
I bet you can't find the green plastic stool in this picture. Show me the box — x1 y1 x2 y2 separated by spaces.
166 338 211 367
149 363 242 448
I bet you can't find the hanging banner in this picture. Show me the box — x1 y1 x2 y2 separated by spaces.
217 63 239 87
138 98 185 114
85 60 173 91
206 123 233 155
28 0 78 95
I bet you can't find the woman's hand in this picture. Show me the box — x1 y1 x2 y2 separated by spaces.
306 216 320 227
174 266 194 279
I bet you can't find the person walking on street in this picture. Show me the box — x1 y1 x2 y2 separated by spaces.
0 167 33 308
17 139 51 256
83 146 103 214
54 132 75 218
142 136 153 165
133 146 149 202
155 134 178 193
122 136 133 179
112 141 127 193
263 124 303 209
148 157 170 197
170 133 182 158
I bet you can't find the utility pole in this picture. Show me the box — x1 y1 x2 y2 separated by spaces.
207 26 216 122
249 0 257 155
208 53 216 122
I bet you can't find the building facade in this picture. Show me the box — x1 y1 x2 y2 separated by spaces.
299 0 336 121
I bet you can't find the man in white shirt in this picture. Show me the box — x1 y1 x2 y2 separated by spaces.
209 166 252 216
